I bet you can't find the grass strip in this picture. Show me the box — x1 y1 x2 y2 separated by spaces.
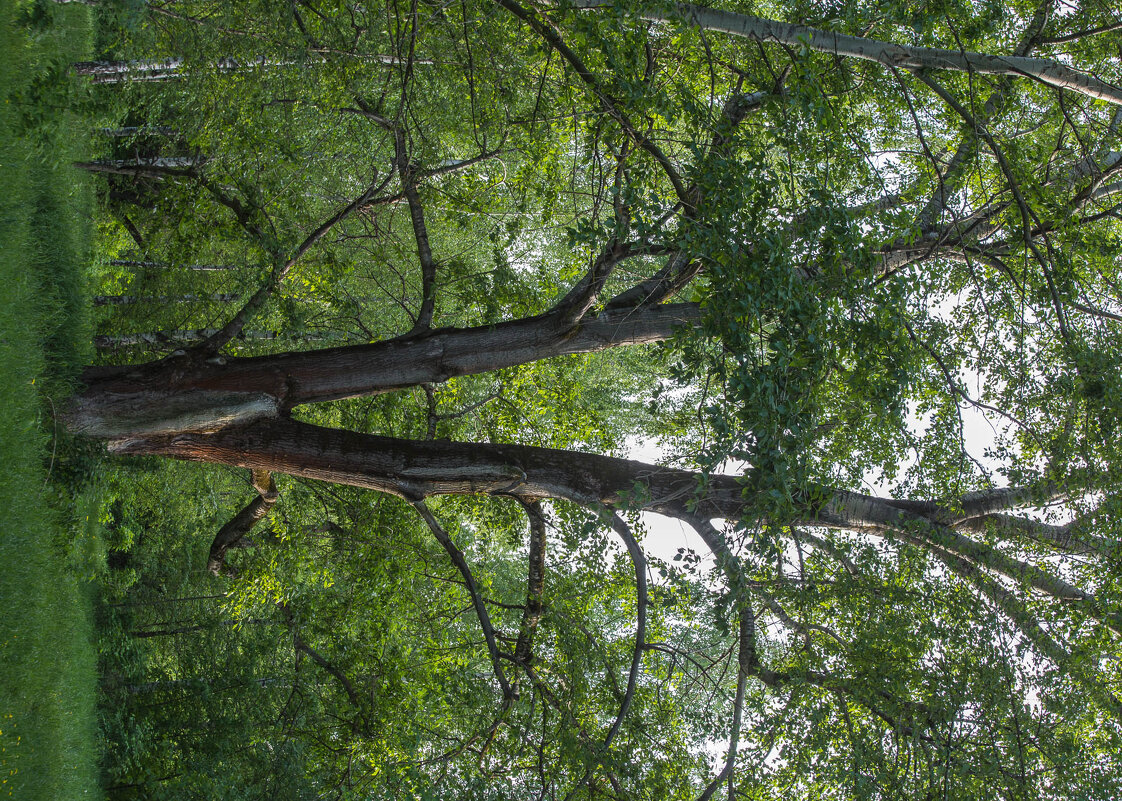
0 1 102 798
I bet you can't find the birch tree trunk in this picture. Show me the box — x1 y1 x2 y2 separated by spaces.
573 1 1122 105
73 54 429 84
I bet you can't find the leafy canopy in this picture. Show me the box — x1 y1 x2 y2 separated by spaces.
84 0 1122 797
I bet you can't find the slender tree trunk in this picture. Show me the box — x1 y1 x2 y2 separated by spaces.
73 54 429 84
125 676 287 694
94 329 279 349
93 329 348 349
76 156 203 176
93 293 238 306
110 259 240 272
99 126 179 138
129 617 277 638
74 57 281 83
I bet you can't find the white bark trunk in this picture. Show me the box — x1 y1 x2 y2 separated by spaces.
574 2 1122 106
73 54 430 84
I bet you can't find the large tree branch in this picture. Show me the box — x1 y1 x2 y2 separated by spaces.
73 54 421 84
207 469 278 576
697 606 752 801
577 1 1122 105
690 517 754 801
73 303 701 439
953 484 1068 521
111 417 744 519
551 241 635 324
118 423 1118 722
113 421 1093 582
605 251 703 310
819 490 1121 633
955 513 1116 557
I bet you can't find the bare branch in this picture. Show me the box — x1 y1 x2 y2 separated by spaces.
394 129 440 336
202 172 393 351
413 500 513 699
551 241 639 324
697 607 753 801
494 0 694 207
606 90 772 311
282 604 374 730
792 529 862 577
564 510 647 800
755 588 851 650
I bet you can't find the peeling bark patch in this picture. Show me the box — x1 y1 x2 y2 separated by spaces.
73 390 281 440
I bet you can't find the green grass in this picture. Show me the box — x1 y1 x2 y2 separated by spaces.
0 1 103 798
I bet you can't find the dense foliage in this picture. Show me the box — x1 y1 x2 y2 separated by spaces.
77 0 1122 797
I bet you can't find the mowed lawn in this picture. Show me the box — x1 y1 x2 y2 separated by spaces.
0 1 102 798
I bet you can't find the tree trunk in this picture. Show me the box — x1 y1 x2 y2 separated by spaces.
111 416 747 519
76 156 203 175
575 1 1122 105
93 293 238 306
67 303 699 439
110 259 240 272
95 329 285 349
74 58 287 83
112 417 1118 627
73 54 429 84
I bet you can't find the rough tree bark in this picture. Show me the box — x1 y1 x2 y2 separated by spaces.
67 302 699 440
